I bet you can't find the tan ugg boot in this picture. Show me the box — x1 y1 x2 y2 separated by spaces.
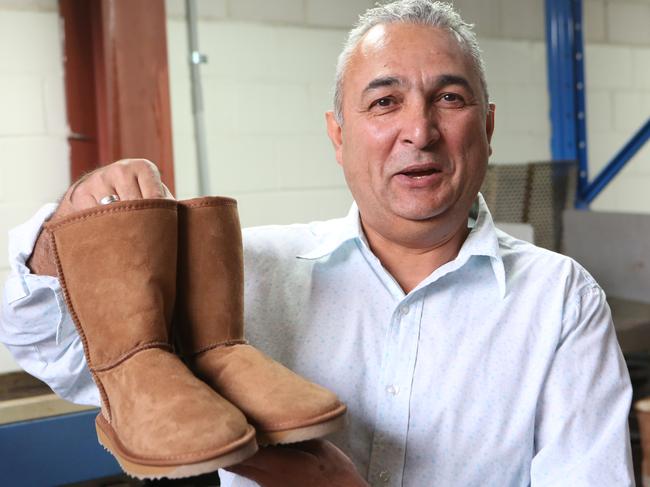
175 196 347 445
45 200 257 479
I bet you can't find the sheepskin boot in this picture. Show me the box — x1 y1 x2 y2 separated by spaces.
175 196 346 445
45 199 257 479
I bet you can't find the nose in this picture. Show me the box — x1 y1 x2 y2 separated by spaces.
400 103 439 150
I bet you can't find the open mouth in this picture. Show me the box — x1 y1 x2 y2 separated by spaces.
399 167 441 179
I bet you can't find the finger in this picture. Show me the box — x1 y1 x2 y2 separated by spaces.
161 183 175 200
136 163 166 199
113 173 143 201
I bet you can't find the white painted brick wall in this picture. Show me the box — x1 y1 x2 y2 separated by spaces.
305 0 374 28
230 0 304 24
606 1 650 45
498 0 545 41
167 17 352 221
584 0 606 42
0 5 69 373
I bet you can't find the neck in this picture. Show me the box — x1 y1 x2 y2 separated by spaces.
361 216 469 294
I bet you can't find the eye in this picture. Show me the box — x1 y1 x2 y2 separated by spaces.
437 92 466 108
370 96 396 109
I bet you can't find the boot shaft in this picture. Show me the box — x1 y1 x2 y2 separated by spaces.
46 200 178 369
175 197 245 356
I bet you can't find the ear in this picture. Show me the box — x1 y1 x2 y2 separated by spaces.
325 111 344 166
485 103 495 156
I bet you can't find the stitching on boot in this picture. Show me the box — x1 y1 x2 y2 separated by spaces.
93 342 173 372
48 228 113 421
192 339 248 357
44 201 177 231
179 198 237 209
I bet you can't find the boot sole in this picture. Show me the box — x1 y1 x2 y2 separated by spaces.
96 414 258 479
257 410 346 445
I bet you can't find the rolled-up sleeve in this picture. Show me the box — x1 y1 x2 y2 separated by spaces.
0 204 99 406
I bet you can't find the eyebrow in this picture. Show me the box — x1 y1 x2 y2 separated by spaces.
362 76 405 94
362 73 475 96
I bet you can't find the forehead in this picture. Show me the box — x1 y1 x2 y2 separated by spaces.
345 22 477 91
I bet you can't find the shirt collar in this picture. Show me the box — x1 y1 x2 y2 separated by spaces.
458 193 507 298
296 202 362 260
296 193 507 298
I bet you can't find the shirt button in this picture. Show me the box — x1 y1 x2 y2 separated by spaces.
385 384 399 395
379 470 391 482
400 305 410 315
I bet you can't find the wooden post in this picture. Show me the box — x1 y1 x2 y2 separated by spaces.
59 0 175 194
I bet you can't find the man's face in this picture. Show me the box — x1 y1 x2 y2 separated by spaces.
327 23 495 236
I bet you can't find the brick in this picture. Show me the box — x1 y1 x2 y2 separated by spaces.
273 28 344 84
0 76 46 135
0 10 62 75
587 130 629 176
205 134 280 193
499 0 545 41
166 18 189 72
452 0 501 39
199 23 278 81
593 170 650 213
0 0 56 12
171 132 199 199
586 89 613 132
169 75 195 136
489 133 551 164
482 40 545 85
584 0 606 42
274 134 346 189
232 81 313 135
43 75 68 136
612 92 650 133
497 84 551 135
202 79 240 133
632 48 650 90
165 0 228 20
232 187 353 227
0 137 69 203
606 1 650 45
229 0 304 24
305 0 375 29
585 44 633 89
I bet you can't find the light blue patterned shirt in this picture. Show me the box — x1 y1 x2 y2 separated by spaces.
1 196 634 486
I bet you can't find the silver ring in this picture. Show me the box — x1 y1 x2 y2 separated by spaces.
99 194 120 205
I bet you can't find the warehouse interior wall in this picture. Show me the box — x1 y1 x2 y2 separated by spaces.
0 0 649 372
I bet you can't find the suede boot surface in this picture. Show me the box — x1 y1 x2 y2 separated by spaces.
175 197 347 444
45 200 257 479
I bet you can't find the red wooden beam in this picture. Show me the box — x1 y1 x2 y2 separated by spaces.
59 0 175 194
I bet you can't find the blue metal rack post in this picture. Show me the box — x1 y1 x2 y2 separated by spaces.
545 0 589 206
545 0 650 208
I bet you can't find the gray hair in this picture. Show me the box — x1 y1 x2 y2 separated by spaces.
333 0 489 125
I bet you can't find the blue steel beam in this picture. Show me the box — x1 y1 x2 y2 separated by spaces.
545 0 589 204
580 118 650 205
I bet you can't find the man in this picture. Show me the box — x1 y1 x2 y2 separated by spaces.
0 1 634 485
